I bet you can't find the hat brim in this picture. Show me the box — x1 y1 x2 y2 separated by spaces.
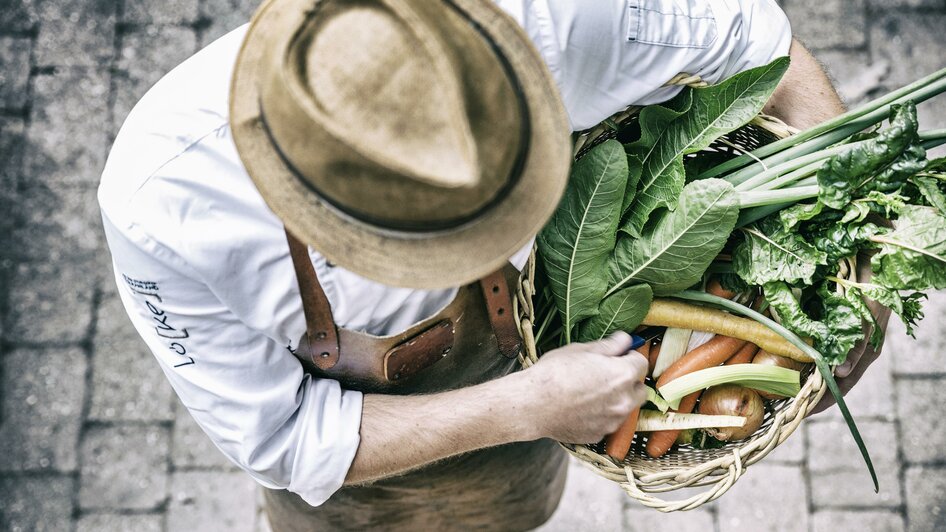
230 0 571 290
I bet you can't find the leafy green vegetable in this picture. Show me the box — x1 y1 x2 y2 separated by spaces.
763 282 861 365
780 201 825 231
817 104 925 209
577 284 653 342
833 277 926 338
622 58 789 237
871 205 946 290
733 218 828 285
622 92 693 213
538 140 629 342
809 222 883 264
608 179 739 296
841 191 908 224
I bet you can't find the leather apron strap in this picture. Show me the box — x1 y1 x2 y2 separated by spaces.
285 230 523 376
285 230 340 370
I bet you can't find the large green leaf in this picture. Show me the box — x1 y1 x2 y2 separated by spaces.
622 58 790 236
763 282 861 365
608 178 739 296
622 91 693 213
818 103 926 210
537 140 629 341
733 217 829 286
577 284 653 342
872 205 946 290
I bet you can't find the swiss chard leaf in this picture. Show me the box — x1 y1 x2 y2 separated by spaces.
838 279 926 338
818 285 866 363
818 103 925 209
780 201 825 231
764 282 862 365
809 222 883 264
577 284 653 342
622 58 790 237
609 179 739 296
872 205 946 290
537 140 629 341
841 191 908 224
733 217 828 286
914 177 946 216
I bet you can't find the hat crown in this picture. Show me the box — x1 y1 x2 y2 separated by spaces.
260 0 525 229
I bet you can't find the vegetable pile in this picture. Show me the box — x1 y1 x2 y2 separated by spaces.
535 59 946 488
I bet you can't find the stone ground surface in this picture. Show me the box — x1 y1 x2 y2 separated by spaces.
1 0 945 531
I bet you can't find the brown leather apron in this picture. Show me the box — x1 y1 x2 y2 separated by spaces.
263 233 567 531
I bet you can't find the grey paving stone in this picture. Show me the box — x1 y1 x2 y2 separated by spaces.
9 184 106 264
905 467 946 532
888 291 946 375
34 0 117 67
813 510 905 532
817 344 896 421
535 459 625 532
89 291 174 422
0 347 87 472
124 0 199 24
896 378 946 464
0 475 75 532
784 0 867 50
4 260 95 344
625 507 714 531
867 0 944 7
807 419 901 507
870 11 946 132
172 400 236 470
167 471 257 532
717 464 808 531
0 117 25 191
77 513 164 532
0 37 31 110
79 424 171 511
0 0 39 31
111 25 197 135
199 0 258 47
765 423 806 464
25 67 110 186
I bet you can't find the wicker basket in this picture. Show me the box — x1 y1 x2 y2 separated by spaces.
513 79 829 512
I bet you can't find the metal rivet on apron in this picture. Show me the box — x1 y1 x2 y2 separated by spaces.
492 285 500 294
497 307 505 315
320 352 330 358
442 347 451 356
316 331 327 339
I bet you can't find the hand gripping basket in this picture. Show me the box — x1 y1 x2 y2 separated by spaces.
513 77 829 512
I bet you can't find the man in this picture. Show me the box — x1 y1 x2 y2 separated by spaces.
99 0 884 529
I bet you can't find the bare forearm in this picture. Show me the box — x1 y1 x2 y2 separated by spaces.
344 333 649 485
763 39 845 128
344 371 539 485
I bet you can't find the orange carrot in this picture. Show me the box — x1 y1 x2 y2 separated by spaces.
647 336 747 458
724 342 759 365
647 340 661 376
656 336 748 389
706 277 736 299
605 342 650 461
645 391 700 458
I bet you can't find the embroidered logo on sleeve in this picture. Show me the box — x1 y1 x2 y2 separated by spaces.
123 274 196 368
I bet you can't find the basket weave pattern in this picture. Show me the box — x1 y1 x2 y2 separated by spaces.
513 77 828 512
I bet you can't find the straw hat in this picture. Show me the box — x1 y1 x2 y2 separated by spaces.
229 0 571 289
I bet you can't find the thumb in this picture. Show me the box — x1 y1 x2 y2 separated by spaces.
583 331 634 357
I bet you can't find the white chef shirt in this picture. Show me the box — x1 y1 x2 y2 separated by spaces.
99 0 791 506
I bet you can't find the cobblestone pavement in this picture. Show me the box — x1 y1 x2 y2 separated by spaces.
0 0 944 531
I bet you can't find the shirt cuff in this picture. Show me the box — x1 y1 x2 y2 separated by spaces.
286 378 364 506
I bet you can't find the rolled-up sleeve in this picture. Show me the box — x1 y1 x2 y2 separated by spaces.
102 214 362 506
